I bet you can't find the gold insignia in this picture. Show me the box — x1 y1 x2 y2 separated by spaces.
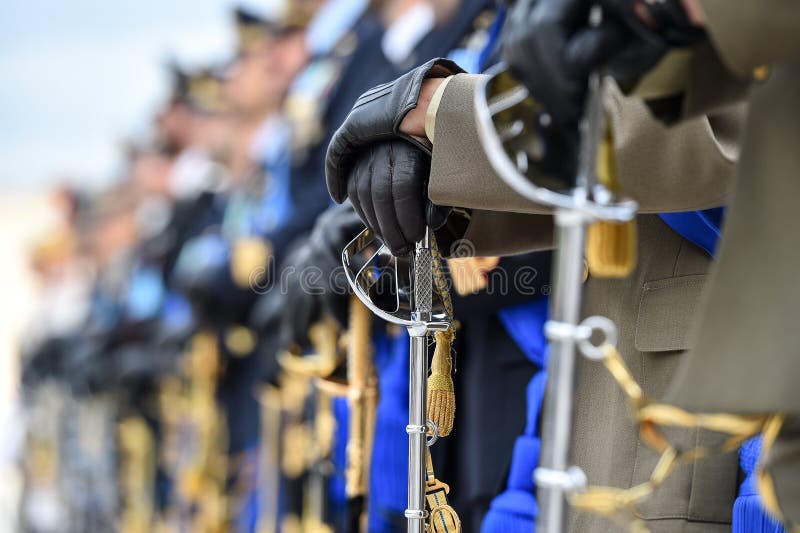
282 423 312 477
283 0 318 28
286 94 323 152
236 1 316 55
224 325 257 357
230 236 272 289
187 71 226 114
753 65 771 82
237 20 271 55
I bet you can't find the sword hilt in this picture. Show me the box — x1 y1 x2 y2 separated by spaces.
413 230 433 318
407 229 433 532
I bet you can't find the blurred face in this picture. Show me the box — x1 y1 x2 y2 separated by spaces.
88 208 139 267
194 112 237 163
49 187 79 227
130 150 173 196
225 42 275 116
155 102 194 153
225 30 308 118
428 0 459 23
267 30 309 99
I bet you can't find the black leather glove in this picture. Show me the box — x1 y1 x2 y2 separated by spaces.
502 0 627 128
502 0 704 128
348 140 439 256
325 58 464 256
279 204 364 350
601 0 705 48
599 0 705 85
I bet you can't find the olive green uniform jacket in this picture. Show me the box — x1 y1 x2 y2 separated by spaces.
427 74 744 532
638 2 800 526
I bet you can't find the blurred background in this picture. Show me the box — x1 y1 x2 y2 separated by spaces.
0 2 294 530
0 0 492 529
1 3 238 529
0 0 243 191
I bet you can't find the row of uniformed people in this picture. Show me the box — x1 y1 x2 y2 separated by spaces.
274 3 568 532
316 0 800 532
20 0 334 530
20 0 798 532
17 0 548 531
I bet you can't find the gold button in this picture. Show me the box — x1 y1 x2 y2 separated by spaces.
753 65 770 82
225 325 256 357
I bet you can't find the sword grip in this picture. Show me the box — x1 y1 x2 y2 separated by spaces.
414 230 433 319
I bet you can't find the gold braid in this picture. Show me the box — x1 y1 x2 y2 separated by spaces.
569 343 785 532
424 235 461 532
575 122 787 530
428 237 456 436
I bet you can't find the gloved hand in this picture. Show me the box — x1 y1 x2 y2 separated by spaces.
599 0 706 85
347 140 439 256
601 0 706 48
280 204 364 350
502 0 704 128
325 58 464 256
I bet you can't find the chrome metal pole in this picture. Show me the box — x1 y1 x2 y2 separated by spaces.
405 229 432 533
406 334 428 533
536 210 587 533
536 72 604 533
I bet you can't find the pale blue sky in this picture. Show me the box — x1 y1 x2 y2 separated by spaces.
0 0 243 191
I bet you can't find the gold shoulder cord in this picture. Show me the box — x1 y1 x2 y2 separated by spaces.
276 317 343 531
424 238 462 532
568 342 785 532
174 331 229 532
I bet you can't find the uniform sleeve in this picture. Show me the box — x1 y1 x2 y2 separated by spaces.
425 75 454 143
428 73 546 214
459 210 554 257
428 73 743 216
